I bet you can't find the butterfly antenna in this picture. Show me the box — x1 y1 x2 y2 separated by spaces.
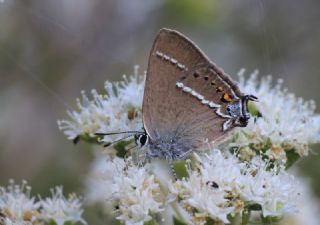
95 131 144 136
103 134 135 147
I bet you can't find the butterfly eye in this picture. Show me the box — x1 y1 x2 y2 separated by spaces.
204 76 209 81
193 72 199 78
138 134 149 147
226 106 233 116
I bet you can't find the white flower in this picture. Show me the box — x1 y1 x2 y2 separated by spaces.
236 69 320 159
85 151 135 204
86 156 167 224
96 157 164 225
0 180 86 225
57 66 145 142
169 149 299 224
59 66 319 224
0 180 39 224
169 150 241 224
117 67 145 109
239 157 299 217
1 217 31 225
40 186 86 225
172 174 234 224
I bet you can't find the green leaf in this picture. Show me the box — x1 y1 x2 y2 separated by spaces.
63 221 73 225
144 220 158 225
77 133 101 144
114 140 133 158
285 149 300 169
227 213 241 224
241 209 251 225
261 215 282 224
173 161 189 179
248 102 262 118
248 203 262 211
173 217 188 225
229 146 240 156
48 220 58 225
204 217 216 225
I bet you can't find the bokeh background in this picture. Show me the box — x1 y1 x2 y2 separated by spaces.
0 0 320 224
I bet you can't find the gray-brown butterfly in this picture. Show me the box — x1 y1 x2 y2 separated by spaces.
98 28 257 165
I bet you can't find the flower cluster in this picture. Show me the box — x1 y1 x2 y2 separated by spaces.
87 155 165 225
169 150 298 224
57 65 145 144
58 67 320 225
110 158 164 225
233 69 320 165
0 180 86 225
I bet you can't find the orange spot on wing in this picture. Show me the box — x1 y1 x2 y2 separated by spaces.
222 93 233 102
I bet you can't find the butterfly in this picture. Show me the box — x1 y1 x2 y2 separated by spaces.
98 28 257 165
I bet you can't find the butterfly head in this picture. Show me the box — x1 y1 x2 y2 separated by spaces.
134 133 150 148
227 95 258 127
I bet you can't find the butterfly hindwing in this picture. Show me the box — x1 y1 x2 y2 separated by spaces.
175 64 245 146
143 28 246 148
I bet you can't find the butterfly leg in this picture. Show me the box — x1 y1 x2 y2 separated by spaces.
178 148 194 160
124 144 138 163
169 161 178 181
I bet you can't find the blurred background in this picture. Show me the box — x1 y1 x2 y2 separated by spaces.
0 0 320 224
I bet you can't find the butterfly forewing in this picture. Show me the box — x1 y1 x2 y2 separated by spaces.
143 29 208 138
143 28 244 148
